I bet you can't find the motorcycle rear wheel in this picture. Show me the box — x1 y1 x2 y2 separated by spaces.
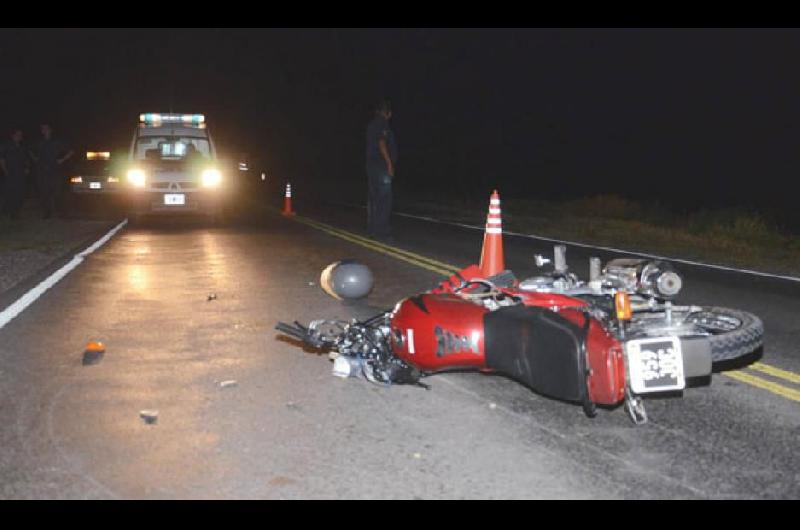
686 306 764 362
628 306 763 362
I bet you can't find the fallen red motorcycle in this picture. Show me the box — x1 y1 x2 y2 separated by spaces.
276 244 763 424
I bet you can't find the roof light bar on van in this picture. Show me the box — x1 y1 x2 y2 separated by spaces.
139 113 205 125
86 151 111 160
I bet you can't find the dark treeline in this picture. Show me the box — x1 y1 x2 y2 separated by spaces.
2 29 799 231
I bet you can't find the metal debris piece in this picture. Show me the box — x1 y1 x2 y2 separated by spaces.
219 380 238 388
207 293 218 301
82 341 106 366
268 476 297 487
82 349 105 366
139 410 159 424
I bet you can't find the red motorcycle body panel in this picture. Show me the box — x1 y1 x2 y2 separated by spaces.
389 265 626 406
555 309 626 406
430 265 487 295
390 294 488 371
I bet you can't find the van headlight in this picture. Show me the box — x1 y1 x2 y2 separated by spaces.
127 169 146 188
201 168 222 187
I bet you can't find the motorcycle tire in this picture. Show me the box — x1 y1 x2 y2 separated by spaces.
688 306 764 362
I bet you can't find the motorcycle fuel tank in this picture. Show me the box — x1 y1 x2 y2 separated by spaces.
390 294 488 372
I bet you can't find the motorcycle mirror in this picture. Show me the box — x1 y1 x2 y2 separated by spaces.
534 254 551 267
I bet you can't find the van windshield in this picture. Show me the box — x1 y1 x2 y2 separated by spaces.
134 137 211 161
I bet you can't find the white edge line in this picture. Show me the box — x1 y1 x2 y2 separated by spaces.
0 218 129 330
393 211 800 284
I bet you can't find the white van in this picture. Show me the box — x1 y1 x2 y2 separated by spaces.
126 113 228 219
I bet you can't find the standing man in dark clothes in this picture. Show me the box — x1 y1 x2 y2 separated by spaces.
31 123 73 218
0 128 31 219
365 99 398 240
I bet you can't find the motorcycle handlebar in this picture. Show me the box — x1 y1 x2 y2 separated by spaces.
275 321 326 348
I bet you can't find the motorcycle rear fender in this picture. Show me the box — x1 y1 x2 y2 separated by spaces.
678 337 712 378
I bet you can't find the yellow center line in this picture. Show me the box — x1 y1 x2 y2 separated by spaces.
294 215 460 276
722 371 800 403
296 216 461 273
293 216 457 277
749 362 800 385
291 212 800 404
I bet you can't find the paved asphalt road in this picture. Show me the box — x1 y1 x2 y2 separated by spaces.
0 198 798 499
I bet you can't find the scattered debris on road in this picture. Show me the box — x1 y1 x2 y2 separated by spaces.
268 476 297 488
489 403 497 410
82 341 106 366
412 453 422 459
139 410 159 424
207 293 217 301
219 380 238 388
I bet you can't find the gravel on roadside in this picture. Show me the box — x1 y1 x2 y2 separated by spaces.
0 215 116 295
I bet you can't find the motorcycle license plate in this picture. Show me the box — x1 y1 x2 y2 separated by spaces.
164 193 185 205
626 337 685 394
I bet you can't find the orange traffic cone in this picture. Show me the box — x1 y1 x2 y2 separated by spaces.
479 190 505 277
282 182 296 216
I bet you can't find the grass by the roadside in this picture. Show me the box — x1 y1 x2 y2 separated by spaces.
0 203 117 294
0 206 112 254
397 193 800 276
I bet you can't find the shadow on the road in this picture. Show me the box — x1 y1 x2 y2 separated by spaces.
686 375 712 388
436 367 626 415
712 346 764 373
338 299 391 319
274 334 328 356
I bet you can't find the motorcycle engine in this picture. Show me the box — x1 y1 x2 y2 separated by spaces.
603 259 683 299
518 275 575 293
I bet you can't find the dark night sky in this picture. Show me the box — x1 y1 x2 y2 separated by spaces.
2 28 800 222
